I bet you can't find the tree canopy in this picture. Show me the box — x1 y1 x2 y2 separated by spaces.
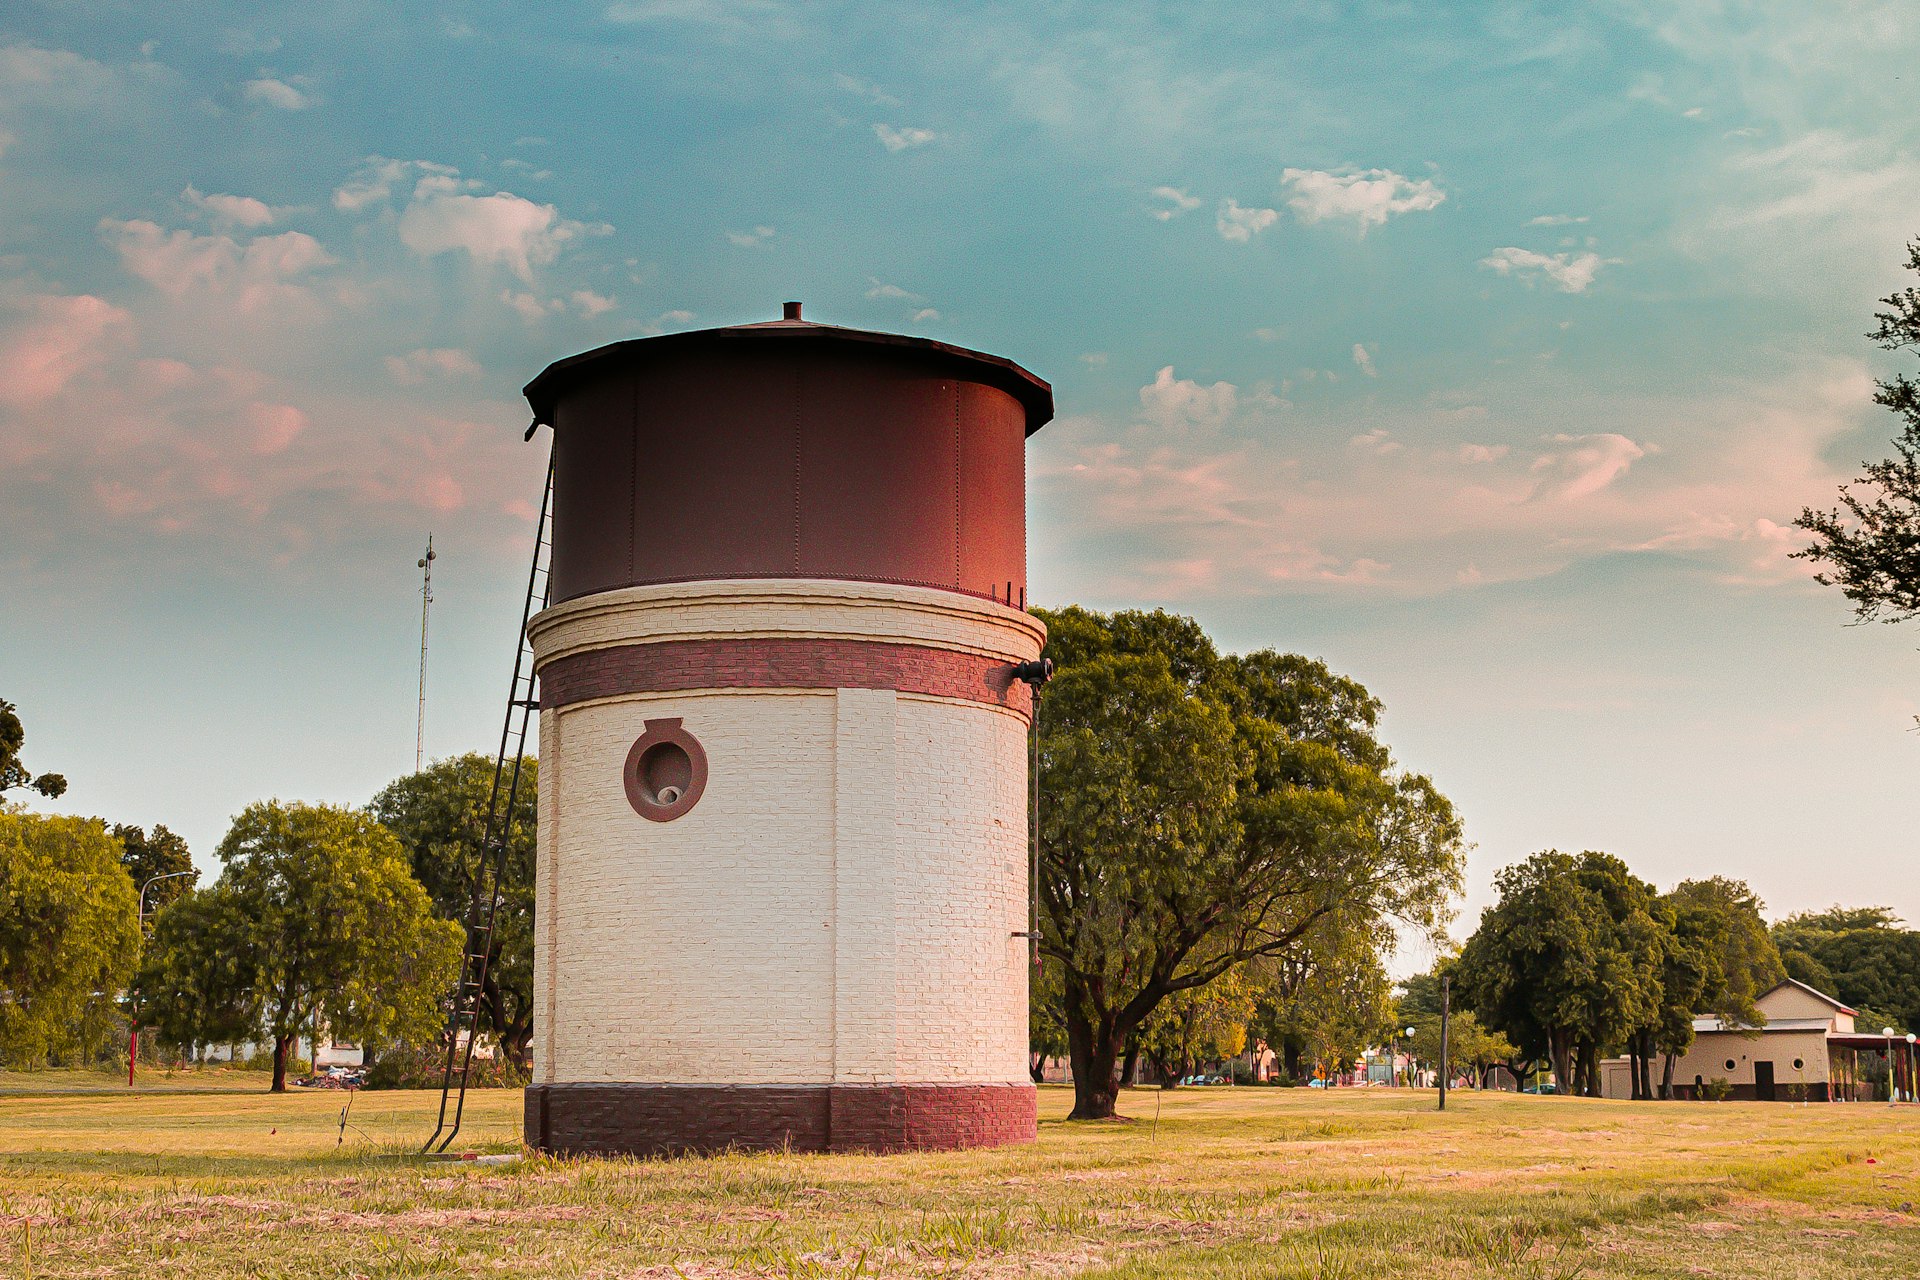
1460 856 1794 1097
1772 906 1920 1033
1033 606 1464 1119
0 699 65 799
1795 240 1920 619
0 811 138 1067
369 753 537 1065
136 801 461 1090
112 823 197 915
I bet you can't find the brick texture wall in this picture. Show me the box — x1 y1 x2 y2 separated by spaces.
529 582 1040 1138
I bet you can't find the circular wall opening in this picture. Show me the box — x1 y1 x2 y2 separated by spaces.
1724 1059 1736 1071
1793 1058 1805 1070
624 718 707 821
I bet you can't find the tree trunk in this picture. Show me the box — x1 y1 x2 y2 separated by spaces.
1578 1041 1601 1097
1283 1041 1303 1081
270 1033 293 1093
1029 1052 1046 1084
1549 1030 1575 1095
1660 1052 1676 1100
1065 996 1124 1120
1120 1040 1141 1091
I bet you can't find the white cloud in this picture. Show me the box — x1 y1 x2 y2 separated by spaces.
500 290 562 323
1352 344 1377 377
1479 246 1610 293
911 308 940 322
570 288 617 317
726 224 775 247
832 72 899 108
182 186 279 229
218 32 282 56
873 123 935 152
500 158 553 180
242 76 313 110
1349 428 1401 455
865 280 921 302
1280 167 1445 232
1528 432 1648 501
102 220 334 311
384 348 482 384
1080 352 1108 366
1527 213 1589 226
605 0 792 29
1216 198 1278 242
1140 366 1237 432
1149 186 1201 221
397 185 600 281
0 45 123 113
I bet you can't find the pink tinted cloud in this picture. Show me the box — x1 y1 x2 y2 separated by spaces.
1037 359 1871 598
101 219 334 311
0 292 130 407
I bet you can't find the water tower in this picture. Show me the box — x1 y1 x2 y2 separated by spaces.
519 303 1051 1155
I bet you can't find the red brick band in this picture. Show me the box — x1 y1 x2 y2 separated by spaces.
524 1082 1037 1155
539 637 1033 717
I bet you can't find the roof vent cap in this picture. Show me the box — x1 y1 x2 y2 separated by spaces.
782 300 802 321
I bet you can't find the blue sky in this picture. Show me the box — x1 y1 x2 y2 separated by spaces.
4 1 1918 950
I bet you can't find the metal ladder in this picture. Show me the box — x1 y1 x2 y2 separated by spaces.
423 444 554 1154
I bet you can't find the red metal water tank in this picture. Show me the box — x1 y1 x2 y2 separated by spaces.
523 304 1054 606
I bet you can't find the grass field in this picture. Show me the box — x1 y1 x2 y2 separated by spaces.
2 1080 1917 1278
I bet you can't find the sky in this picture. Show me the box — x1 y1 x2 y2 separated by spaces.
4 1 1919 956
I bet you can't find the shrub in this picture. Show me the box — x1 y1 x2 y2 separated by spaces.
1698 1076 1734 1102
364 1045 528 1090
234 1047 312 1075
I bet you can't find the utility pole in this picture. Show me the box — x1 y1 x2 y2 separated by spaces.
416 535 436 773
1438 975 1451 1111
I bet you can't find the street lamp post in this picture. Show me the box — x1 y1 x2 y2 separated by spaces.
1907 1034 1918 1104
1883 1027 1900 1106
128 870 194 1087
1400 1025 1415 1087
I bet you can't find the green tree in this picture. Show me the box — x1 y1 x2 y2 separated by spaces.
111 823 197 915
1035 607 1464 1119
1667 877 1786 1025
1624 878 1788 1099
1250 912 1396 1082
135 884 260 1059
0 812 138 1066
1794 241 1920 619
1407 1010 1516 1087
369 754 536 1065
1139 968 1254 1086
139 801 462 1090
1771 906 1920 1032
0 699 65 799
1028 959 1068 1083
1456 851 1666 1096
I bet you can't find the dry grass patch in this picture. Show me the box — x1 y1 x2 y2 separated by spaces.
1 1083 1917 1277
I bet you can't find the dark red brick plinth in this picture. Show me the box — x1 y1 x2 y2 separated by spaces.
524 1082 1037 1156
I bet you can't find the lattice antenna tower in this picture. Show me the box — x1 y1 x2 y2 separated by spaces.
416 534 436 773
